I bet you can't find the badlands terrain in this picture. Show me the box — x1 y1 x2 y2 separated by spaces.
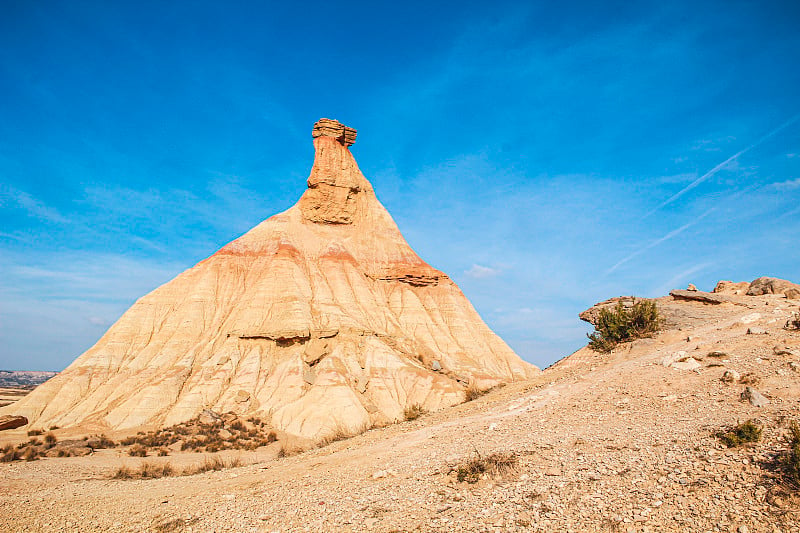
1 121 798 532
1 282 800 532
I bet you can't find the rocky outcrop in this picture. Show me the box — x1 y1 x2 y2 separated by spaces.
712 280 749 295
0 415 27 431
669 289 737 305
578 297 638 326
746 276 800 297
1 119 537 440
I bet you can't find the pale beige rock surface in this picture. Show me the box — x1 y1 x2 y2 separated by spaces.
0 119 537 440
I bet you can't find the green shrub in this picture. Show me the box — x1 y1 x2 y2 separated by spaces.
587 299 661 352
780 422 800 488
716 419 762 447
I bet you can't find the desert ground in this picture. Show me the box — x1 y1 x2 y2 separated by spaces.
2 291 799 532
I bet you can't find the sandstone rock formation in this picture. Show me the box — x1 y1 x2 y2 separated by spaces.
1 119 537 440
746 276 800 298
712 280 749 295
0 415 28 431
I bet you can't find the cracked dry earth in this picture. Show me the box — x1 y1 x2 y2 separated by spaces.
2 294 800 532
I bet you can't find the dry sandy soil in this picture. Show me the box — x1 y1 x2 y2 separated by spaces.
2 293 800 532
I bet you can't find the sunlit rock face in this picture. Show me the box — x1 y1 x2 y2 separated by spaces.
2 119 538 440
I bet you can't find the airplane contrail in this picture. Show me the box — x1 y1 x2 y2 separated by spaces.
643 113 800 219
607 183 761 275
606 207 716 274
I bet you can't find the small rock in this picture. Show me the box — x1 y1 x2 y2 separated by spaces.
739 313 762 325
721 369 741 383
687 284 698 291
738 526 749 533
432 360 442 371
790 362 800 372
671 357 701 371
746 327 768 335
545 468 562 476
198 409 220 425
740 386 769 407
774 343 799 357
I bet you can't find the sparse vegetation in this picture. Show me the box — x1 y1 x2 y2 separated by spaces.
120 412 277 455
316 423 367 447
110 455 243 480
403 404 426 421
43 433 57 447
128 444 147 457
739 372 760 386
454 451 520 483
153 518 199 532
464 383 488 402
716 419 762 447
587 299 661 353
777 421 800 489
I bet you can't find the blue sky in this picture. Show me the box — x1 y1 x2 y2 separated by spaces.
1 1 798 371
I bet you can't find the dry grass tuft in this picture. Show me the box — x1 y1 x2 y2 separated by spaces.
454 451 520 483
739 373 760 386
403 404 426 421
128 444 147 457
182 455 242 475
153 518 199 532
111 455 242 480
464 384 488 402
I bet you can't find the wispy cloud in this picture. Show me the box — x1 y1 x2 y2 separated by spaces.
0 185 68 224
644 113 800 218
464 264 501 279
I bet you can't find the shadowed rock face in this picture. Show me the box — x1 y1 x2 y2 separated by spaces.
2 119 538 440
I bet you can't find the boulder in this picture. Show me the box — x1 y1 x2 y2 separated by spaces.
0 415 27 431
713 280 749 295
746 277 800 297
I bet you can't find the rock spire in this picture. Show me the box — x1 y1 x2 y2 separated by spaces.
1 119 538 440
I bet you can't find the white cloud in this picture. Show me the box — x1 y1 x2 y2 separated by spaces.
769 178 800 191
464 264 501 278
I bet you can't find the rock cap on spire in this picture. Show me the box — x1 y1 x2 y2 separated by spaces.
312 118 357 147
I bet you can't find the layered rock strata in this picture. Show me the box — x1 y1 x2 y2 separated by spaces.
2 119 537 439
